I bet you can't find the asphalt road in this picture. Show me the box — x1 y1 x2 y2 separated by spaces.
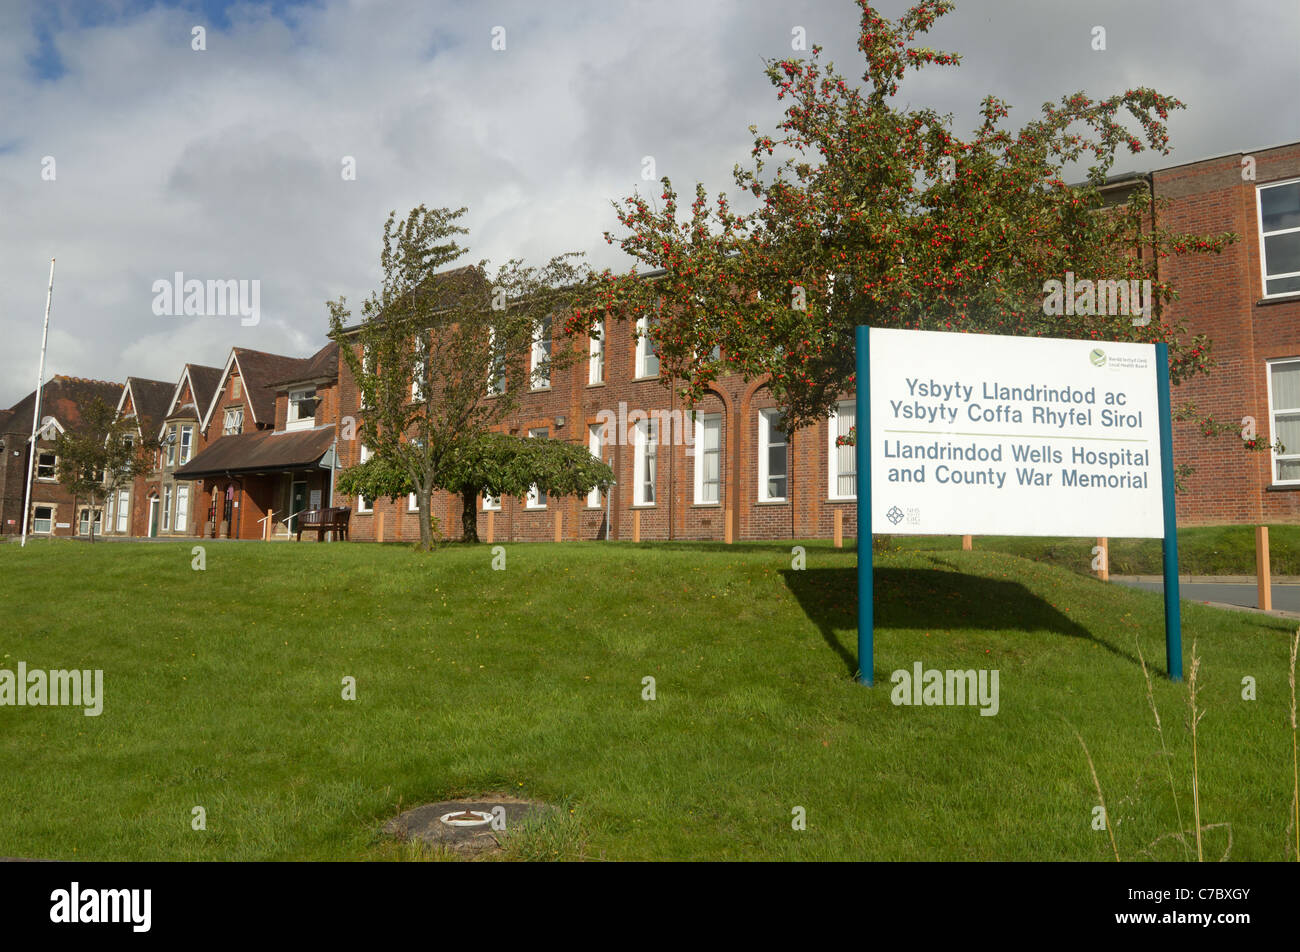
1116 579 1300 613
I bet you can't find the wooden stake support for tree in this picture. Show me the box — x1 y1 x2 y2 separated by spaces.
377 511 385 543
633 509 641 543
554 510 563 543
1096 537 1109 582
834 510 843 548
487 509 495 544
724 509 733 545
961 534 972 551
1256 525 1271 611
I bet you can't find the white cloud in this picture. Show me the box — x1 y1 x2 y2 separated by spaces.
0 0 1295 406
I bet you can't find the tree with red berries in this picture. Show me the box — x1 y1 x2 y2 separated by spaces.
570 0 1239 444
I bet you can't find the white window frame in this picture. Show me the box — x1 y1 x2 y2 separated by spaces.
360 348 374 408
116 490 130 532
78 507 101 536
175 485 190 532
357 445 374 512
1258 178 1300 299
165 425 177 466
635 315 659 379
408 492 420 512
482 493 501 511
36 452 57 480
179 425 194 464
286 387 318 431
589 319 605 385
33 505 53 534
487 327 506 396
525 428 548 509
758 409 789 502
828 401 857 500
1266 358 1300 485
693 414 722 505
587 423 606 508
162 485 173 531
634 418 658 506
412 344 427 401
223 406 243 435
105 492 115 531
531 316 552 390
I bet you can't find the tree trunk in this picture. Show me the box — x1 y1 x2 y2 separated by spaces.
417 494 433 551
461 490 479 543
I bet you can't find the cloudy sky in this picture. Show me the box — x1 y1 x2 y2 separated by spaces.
0 0 1296 408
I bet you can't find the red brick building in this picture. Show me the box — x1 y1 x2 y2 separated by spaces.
174 344 340 539
136 363 224 538
9 142 1296 544
331 145 1300 541
333 298 859 544
99 376 174 539
0 376 123 538
1154 142 1300 524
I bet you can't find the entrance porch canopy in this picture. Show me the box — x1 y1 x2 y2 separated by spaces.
174 427 335 479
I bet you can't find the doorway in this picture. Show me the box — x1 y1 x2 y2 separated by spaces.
288 480 307 534
148 497 159 538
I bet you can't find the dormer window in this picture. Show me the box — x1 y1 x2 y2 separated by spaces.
287 387 319 430
223 407 243 435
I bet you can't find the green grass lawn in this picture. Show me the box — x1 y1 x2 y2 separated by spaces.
0 538 1296 861
891 524 1300 577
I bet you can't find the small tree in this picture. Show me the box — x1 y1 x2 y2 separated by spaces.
570 0 1237 439
329 205 593 551
334 452 435 539
436 432 531 543
437 432 616 542
514 436 616 504
53 397 154 542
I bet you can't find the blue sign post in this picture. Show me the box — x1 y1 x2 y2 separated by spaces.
854 327 1184 685
1154 341 1184 680
855 325 873 686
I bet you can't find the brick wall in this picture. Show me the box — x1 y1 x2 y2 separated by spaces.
1158 142 1300 525
335 316 862 543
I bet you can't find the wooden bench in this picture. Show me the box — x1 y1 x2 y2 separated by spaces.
295 506 351 542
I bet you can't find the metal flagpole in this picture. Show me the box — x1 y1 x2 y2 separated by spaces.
20 258 56 548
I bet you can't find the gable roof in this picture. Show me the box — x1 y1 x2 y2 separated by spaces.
161 363 223 436
201 347 334 432
115 377 174 438
186 364 223 416
4 376 123 438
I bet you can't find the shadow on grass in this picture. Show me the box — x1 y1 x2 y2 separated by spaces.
782 565 1134 678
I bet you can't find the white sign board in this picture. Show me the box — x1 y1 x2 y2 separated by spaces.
868 328 1164 538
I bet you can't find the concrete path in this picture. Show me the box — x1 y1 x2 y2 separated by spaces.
1113 575 1300 619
